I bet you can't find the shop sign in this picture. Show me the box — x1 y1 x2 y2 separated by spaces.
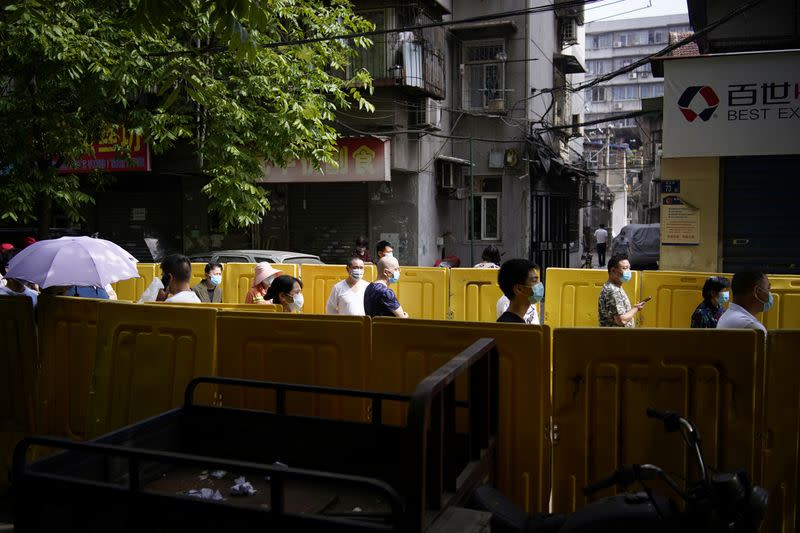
261 137 390 183
57 128 151 173
663 50 800 157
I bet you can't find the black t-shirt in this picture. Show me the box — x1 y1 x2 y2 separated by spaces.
364 282 401 317
497 311 525 323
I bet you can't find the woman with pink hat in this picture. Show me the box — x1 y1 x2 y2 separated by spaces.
245 262 283 304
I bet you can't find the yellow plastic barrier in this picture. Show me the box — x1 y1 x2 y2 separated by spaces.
761 330 800 533
551 327 764 513
36 296 106 440
639 271 731 328
368 318 551 515
391 267 449 320
0 296 38 492
758 276 800 329
146 301 281 312
448 268 503 322
112 263 156 302
298 263 377 315
86 301 217 437
544 268 640 327
215 312 370 421
190 262 208 289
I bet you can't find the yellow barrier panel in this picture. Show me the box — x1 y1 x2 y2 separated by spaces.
215 312 370 421
87 301 217 437
758 276 800 329
761 330 800 533
112 263 156 302
639 271 731 328
544 268 640 327
448 268 503 322
190 262 207 289
551 327 764 513
298 264 377 315
0 296 38 492
36 296 106 440
391 267 449 320
146 301 281 312
368 318 551 515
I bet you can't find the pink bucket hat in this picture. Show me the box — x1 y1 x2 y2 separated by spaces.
252 262 283 287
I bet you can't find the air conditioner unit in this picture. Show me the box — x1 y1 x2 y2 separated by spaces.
613 103 624 110
628 71 638 80
412 97 442 130
613 41 624 48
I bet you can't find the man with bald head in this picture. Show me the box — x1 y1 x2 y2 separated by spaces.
364 255 408 318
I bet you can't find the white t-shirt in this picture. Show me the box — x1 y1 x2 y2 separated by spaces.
717 303 767 336
496 295 539 325
0 285 39 307
326 278 369 316
164 290 202 303
594 228 608 244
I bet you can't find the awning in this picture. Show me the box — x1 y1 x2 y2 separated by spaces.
436 155 474 166
554 53 585 74
449 19 517 39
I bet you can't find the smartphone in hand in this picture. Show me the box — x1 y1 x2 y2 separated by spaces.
640 296 652 304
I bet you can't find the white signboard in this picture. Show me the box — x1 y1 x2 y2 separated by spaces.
663 51 800 157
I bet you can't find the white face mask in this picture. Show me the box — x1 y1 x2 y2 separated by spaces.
289 293 304 311
383 251 393 258
350 268 364 280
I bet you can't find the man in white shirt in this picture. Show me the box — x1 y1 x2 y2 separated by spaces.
326 257 369 315
717 270 770 336
0 277 39 307
163 254 202 304
594 223 609 268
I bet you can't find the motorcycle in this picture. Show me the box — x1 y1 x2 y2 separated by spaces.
468 408 768 533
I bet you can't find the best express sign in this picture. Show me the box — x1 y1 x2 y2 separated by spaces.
663 50 800 157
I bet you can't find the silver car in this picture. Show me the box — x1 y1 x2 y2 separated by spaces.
188 249 324 265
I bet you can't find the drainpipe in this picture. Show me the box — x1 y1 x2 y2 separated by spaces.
469 136 475 266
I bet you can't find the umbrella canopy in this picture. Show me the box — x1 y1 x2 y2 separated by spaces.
6 236 139 288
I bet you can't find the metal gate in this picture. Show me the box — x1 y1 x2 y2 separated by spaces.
531 193 571 275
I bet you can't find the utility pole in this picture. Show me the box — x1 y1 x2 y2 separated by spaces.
469 137 475 266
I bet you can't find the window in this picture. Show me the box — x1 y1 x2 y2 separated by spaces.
468 177 501 241
587 59 612 75
587 87 606 102
639 83 664 98
351 9 390 78
648 29 665 44
463 40 506 110
612 85 638 100
589 33 612 49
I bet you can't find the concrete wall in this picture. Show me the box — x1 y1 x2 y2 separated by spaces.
368 175 419 267
659 157 720 272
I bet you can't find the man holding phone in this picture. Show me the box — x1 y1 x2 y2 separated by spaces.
598 254 649 327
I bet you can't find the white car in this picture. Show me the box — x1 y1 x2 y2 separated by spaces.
188 249 324 265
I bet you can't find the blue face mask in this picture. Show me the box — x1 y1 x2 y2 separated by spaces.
621 269 632 283
717 291 730 305
756 288 774 313
530 282 544 304
389 270 400 284
210 274 222 287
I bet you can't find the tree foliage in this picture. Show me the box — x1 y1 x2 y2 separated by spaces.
0 0 374 230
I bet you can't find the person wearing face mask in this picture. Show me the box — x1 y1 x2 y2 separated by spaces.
163 255 202 303
496 259 544 324
375 240 394 261
598 254 647 327
266 275 304 313
192 262 223 303
325 257 369 315
245 262 283 304
690 276 731 328
364 256 407 318
717 270 770 336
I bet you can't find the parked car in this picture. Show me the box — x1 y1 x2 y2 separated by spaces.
611 224 660 270
188 249 324 265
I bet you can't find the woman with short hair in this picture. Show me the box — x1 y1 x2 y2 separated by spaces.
690 276 731 328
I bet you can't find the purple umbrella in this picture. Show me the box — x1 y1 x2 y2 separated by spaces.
6 236 139 288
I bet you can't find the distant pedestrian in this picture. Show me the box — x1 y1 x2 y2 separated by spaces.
163 255 201 303
717 271 771 336
598 254 647 327
594 223 608 267
352 236 372 263
245 262 283 304
193 262 223 303
474 245 501 269
0 277 39 307
375 240 393 260
496 259 543 323
690 276 731 328
364 256 407 318
266 275 304 313
326 257 369 316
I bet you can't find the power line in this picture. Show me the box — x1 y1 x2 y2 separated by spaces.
335 120 527 144
538 109 655 131
148 0 604 57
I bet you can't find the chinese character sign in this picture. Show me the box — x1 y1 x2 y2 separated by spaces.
261 137 390 182
664 50 800 157
57 128 151 173
662 195 700 245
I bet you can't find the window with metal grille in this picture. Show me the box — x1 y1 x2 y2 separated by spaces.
462 40 506 111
